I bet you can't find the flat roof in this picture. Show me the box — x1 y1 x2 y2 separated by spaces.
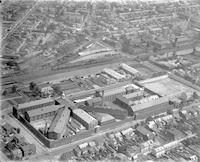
18 98 54 110
73 109 97 124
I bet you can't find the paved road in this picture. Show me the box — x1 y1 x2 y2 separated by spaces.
30 119 143 161
4 115 49 155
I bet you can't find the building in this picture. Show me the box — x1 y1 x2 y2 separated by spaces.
90 112 115 126
152 140 180 158
120 63 140 76
64 12 84 24
116 95 135 109
48 107 71 140
149 39 170 50
72 109 98 130
2 123 15 135
190 17 200 29
135 126 154 141
78 48 113 56
19 144 36 158
132 96 172 119
103 68 125 82
13 98 55 115
123 91 144 99
24 105 65 122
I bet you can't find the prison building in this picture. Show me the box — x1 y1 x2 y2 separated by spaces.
116 95 135 108
24 105 65 122
132 96 172 119
115 95 137 116
123 91 144 100
48 107 71 140
13 98 55 115
120 63 140 76
82 104 128 120
102 68 125 82
72 109 98 130
103 87 127 101
91 112 115 126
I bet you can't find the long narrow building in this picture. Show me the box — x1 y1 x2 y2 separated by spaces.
14 98 55 114
72 109 98 130
103 68 125 81
24 105 65 122
120 63 140 76
48 107 71 140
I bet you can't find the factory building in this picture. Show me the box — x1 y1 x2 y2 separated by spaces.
48 108 71 140
13 98 55 115
24 105 65 122
120 63 140 76
102 68 126 82
72 109 98 130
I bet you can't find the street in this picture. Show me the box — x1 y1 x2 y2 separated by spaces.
30 119 143 161
4 115 49 155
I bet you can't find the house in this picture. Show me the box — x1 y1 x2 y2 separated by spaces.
135 126 154 141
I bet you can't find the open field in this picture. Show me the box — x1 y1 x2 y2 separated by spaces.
140 75 198 96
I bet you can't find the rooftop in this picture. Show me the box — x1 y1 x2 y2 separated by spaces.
18 98 55 110
73 109 97 124
48 107 70 134
26 105 65 117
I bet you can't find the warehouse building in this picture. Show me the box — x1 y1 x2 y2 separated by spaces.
24 105 65 122
102 68 126 81
13 98 55 115
120 63 140 76
48 107 71 140
72 109 98 130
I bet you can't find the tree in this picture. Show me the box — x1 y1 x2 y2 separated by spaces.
11 85 17 93
16 128 20 134
2 90 8 96
6 60 18 67
33 86 41 97
29 82 36 91
52 85 62 95
167 109 173 115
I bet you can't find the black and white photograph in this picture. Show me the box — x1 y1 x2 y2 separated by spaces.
1 0 200 161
